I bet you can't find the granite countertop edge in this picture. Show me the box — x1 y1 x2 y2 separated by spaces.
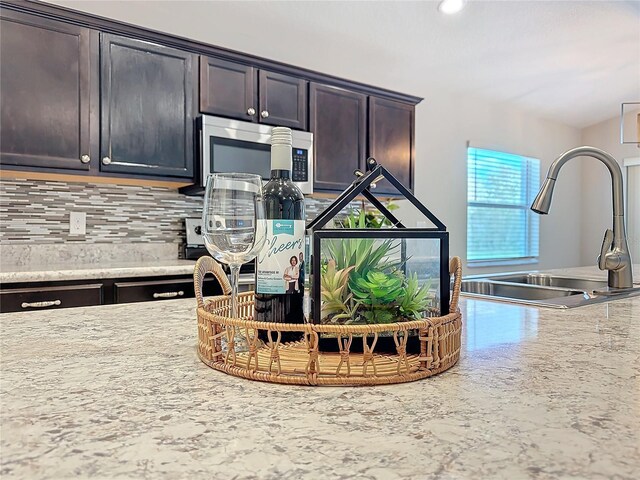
0 260 199 283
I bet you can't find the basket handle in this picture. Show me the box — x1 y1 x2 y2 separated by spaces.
449 256 462 313
194 256 232 309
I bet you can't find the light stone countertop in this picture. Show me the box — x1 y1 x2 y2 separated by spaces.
0 259 256 285
0 259 199 283
1 266 639 479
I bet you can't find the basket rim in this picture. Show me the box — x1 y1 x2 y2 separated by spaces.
198 295 461 334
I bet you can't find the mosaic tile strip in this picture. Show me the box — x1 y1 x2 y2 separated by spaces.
0 179 358 246
0 179 203 245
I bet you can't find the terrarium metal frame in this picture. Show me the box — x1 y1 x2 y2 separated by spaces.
307 158 449 328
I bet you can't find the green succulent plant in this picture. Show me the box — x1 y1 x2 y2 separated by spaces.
320 260 355 321
350 269 404 306
323 211 402 278
349 269 404 324
320 207 437 326
360 306 396 324
398 273 433 319
337 201 399 229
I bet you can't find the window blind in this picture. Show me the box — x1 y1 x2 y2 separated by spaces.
467 147 540 263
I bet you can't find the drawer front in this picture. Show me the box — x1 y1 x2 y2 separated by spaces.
114 277 222 304
0 284 103 313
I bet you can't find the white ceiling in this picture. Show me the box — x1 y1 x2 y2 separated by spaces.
49 0 640 129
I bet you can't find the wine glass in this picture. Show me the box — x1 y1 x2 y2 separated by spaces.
202 173 267 348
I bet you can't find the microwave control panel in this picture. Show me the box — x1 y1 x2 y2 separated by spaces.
292 148 308 182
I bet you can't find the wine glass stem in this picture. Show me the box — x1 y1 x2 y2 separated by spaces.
230 264 240 318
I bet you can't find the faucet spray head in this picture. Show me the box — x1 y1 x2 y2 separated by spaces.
530 177 556 214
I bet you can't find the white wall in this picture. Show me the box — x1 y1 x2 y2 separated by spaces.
626 162 640 262
580 109 640 266
398 92 582 274
45 0 586 273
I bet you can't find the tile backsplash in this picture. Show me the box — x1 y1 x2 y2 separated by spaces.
1 179 203 245
0 178 349 263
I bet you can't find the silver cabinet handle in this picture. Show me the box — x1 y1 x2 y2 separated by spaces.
354 169 383 188
260 110 269 119
247 107 256 116
80 154 91 164
21 300 61 309
153 291 184 299
102 156 112 165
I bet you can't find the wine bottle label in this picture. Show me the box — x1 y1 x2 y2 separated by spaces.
256 219 306 294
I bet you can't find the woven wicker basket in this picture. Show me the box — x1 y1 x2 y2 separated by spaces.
195 256 462 386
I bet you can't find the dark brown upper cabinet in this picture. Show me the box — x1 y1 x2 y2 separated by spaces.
100 34 196 178
258 70 307 130
368 97 415 195
200 56 307 130
0 10 97 171
0 1 421 189
199 56 255 121
309 83 367 192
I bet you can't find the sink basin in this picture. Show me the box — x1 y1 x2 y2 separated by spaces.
486 274 609 292
461 280 586 300
460 274 640 309
460 280 588 308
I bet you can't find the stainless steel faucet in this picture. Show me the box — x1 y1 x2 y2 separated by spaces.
531 146 634 289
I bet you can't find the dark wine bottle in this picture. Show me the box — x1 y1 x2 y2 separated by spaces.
255 127 306 343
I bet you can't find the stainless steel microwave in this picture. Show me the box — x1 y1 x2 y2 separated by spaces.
182 115 313 195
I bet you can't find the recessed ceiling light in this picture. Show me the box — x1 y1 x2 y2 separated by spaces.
438 0 465 15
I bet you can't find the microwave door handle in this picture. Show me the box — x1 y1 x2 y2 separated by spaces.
202 123 211 181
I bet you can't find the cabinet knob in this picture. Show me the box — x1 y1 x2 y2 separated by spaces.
261 110 269 119
102 156 112 165
80 154 91 164
247 107 256 116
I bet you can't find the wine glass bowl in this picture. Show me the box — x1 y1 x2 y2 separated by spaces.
202 173 266 348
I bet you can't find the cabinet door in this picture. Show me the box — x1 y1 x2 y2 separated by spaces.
309 84 366 192
114 277 222 304
368 97 415 195
100 34 196 178
200 56 257 121
0 10 95 171
0 284 103 313
258 71 307 130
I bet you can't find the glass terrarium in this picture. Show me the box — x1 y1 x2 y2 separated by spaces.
306 159 450 351
314 229 448 326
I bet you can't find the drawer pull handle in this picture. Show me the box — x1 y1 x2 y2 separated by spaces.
153 291 184 299
21 300 61 309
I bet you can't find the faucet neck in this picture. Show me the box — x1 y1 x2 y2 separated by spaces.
547 146 624 217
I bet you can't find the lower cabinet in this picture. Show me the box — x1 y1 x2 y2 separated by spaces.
0 274 224 313
114 277 221 304
0 283 103 312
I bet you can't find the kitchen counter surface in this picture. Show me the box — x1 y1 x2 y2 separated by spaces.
0 258 200 283
1 266 638 479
